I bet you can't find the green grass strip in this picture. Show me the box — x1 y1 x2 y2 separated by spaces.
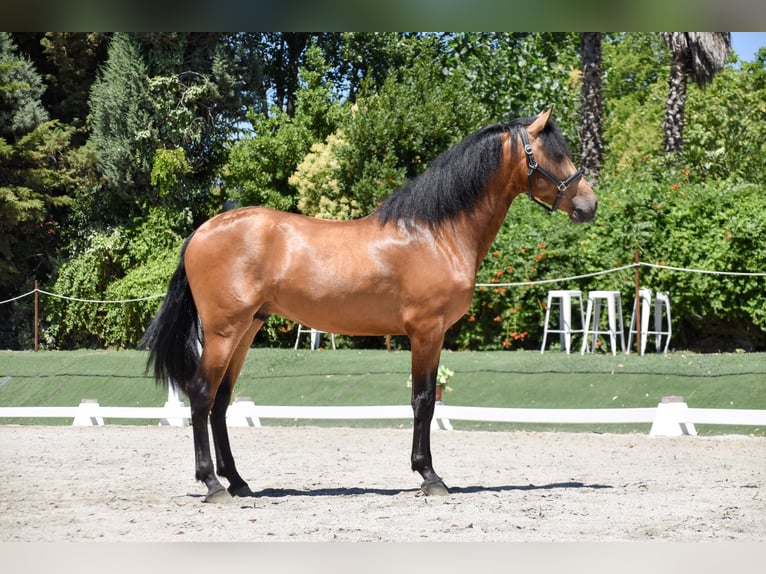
0 349 763 434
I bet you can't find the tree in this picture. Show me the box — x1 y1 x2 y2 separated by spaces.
87 33 152 221
0 33 49 291
224 42 344 212
599 33 669 177
333 32 438 102
0 33 82 348
681 47 766 183
0 33 48 142
135 33 265 180
296 42 486 219
662 32 731 154
84 33 266 226
259 32 312 117
444 33 581 143
579 32 603 180
36 33 109 130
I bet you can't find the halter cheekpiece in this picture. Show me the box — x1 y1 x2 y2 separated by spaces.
519 128 583 214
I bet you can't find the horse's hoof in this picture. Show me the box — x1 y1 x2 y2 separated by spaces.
228 484 253 498
204 486 233 504
420 479 450 496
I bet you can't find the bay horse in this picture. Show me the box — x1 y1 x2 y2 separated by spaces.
142 109 597 502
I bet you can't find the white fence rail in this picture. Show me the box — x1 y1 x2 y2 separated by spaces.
1 396 764 437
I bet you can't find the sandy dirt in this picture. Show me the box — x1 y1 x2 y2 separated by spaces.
0 425 764 542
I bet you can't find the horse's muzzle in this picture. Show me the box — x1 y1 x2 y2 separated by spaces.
569 200 597 224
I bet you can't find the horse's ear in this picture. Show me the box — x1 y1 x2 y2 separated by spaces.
527 108 553 137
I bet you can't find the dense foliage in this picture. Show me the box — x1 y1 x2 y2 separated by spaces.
1 32 764 351
458 179 766 352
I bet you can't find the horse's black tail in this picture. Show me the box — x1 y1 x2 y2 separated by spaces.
140 235 200 395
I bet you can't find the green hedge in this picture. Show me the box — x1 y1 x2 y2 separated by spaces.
453 178 766 352
43 207 186 349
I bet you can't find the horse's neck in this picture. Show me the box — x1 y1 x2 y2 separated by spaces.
456 174 523 274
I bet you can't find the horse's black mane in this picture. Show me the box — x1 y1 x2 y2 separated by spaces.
374 115 572 227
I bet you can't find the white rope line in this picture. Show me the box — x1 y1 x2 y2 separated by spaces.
34 289 165 304
477 261 766 288
2 261 764 305
0 290 37 305
639 262 766 277
476 264 635 287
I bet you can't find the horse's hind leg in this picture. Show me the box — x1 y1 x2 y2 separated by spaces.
209 319 263 497
187 364 229 502
208 380 247 496
188 321 255 502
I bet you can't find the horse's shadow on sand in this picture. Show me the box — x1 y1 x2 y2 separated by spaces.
189 481 613 500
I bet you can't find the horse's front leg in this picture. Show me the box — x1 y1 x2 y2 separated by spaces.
409 334 450 496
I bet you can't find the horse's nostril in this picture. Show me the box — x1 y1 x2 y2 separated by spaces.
570 206 596 224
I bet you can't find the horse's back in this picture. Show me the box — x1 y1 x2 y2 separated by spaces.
183 208 394 331
183 206 474 336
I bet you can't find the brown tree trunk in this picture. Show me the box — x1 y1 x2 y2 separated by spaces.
662 32 730 155
579 33 603 180
663 54 687 154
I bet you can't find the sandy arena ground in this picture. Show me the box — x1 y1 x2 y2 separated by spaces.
0 425 764 542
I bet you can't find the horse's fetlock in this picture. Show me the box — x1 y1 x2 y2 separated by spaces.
411 454 429 472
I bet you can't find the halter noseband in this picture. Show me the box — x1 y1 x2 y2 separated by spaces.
519 128 583 215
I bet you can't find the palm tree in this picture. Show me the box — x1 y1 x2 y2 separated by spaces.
579 32 603 181
662 32 731 154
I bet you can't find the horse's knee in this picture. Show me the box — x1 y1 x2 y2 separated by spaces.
411 393 436 422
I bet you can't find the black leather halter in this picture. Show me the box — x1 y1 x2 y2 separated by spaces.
519 128 583 214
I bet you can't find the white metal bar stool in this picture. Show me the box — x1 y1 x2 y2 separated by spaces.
580 290 625 355
540 290 585 354
627 289 671 355
626 287 652 355
294 325 336 350
654 292 672 353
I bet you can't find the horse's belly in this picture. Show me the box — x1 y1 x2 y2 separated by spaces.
270 290 407 336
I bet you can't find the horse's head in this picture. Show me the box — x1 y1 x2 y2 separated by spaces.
522 109 597 223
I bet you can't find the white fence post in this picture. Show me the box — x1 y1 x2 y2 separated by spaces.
432 401 453 430
72 399 104 426
226 397 261 427
650 396 697 436
159 384 188 426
